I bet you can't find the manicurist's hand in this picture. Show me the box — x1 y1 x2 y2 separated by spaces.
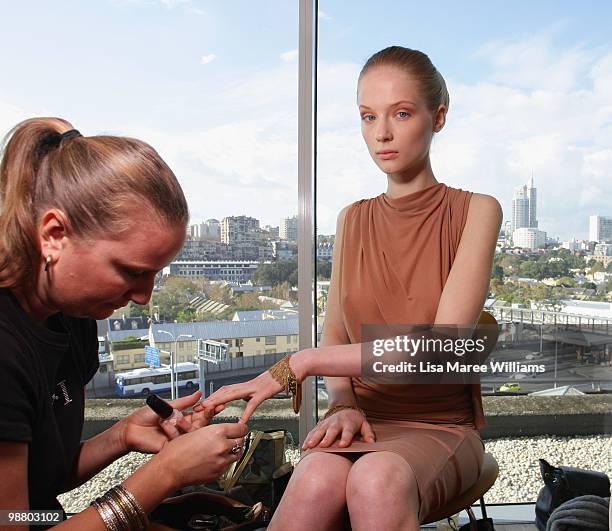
302 408 375 450
156 422 249 487
117 391 216 453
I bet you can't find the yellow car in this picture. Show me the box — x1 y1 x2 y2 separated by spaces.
499 382 521 392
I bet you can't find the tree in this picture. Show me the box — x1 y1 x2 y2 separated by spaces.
316 261 332 280
230 292 278 312
154 277 202 322
176 308 197 322
268 281 291 301
519 260 540 279
201 280 232 305
542 260 569 279
127 302 149 318
498 254 522 276
252 260 298 286
491 264 504 280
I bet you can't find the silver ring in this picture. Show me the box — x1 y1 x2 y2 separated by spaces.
230 440 243 454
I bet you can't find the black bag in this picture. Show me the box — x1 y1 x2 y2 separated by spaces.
149 491 269 530
535 458 611 531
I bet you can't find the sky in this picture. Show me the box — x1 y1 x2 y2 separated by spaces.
1 0 611 240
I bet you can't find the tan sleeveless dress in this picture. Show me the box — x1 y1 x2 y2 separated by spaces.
303 182 486 522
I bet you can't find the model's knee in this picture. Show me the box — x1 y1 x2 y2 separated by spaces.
346 455 419 504
292 454 351 503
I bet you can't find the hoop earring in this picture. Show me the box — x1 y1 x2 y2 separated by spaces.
44 255 52 272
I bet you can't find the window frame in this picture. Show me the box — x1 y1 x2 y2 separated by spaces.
297 0 318 443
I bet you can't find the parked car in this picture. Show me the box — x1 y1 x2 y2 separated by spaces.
499 382 521 392
525 352 543 360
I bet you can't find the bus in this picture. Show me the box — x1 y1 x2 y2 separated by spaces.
115 362 199 397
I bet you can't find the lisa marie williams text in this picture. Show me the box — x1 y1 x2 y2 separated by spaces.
369 334 546 375
372 360 546 374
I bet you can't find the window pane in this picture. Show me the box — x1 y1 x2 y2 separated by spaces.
1 0 300 511
316 0 612 510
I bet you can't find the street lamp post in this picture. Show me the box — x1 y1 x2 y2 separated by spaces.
158 330 194 399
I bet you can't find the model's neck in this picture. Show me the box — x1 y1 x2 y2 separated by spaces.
385 157 437 199
11 280 57 324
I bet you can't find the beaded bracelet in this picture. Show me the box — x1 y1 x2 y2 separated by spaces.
323 404 366 421
268 355 302 413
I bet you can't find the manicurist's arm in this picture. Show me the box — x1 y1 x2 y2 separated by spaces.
0 422 248 530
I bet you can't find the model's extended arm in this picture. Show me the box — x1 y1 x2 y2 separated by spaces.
201 194 502 422
295 193 503 378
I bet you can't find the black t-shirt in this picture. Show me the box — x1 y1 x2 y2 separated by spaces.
0 288 99 515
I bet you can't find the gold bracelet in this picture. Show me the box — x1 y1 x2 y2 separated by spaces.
116 485 148 530
92 499 121 531
104 490 131 531
268 355 302 414
323 404 366 421
92 485 147 531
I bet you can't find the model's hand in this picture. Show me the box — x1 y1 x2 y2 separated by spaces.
157 422 249 487
117 391 207 453
302 409 375 450
182 402 225 432
195 370 284 423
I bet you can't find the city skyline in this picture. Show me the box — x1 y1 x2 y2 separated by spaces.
1 1 611 240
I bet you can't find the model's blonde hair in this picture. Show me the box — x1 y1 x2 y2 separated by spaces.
0 117 188 288
359 46 450 112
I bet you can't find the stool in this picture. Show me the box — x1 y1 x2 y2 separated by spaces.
421 452 499 526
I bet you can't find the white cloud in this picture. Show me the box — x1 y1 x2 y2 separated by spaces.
318 9 332 20
280 49 299 62
119 63 299 227
475 25 594 92
112 0 200 12
159 0 191 9
200 53 217 65
314 31 612 239
4 27 606 241
115 30 612 239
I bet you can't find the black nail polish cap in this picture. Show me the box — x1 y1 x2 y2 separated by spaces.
146 394 173 419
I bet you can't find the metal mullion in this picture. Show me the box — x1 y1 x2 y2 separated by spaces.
297 0 318 445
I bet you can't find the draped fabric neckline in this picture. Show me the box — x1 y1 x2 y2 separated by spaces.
379 182 446 215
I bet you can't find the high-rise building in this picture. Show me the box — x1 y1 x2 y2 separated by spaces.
280 215 298 241
512 227 546 250
263 225 280 239
512 176 537 233
221 216 260 244
589 215 612 243
187 223 201 239
186 219 220 241
201 219 221 241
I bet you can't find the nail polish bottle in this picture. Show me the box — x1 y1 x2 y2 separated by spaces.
146 393 184 425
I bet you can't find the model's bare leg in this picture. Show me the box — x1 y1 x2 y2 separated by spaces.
346 452 420 531
269 452 353 531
